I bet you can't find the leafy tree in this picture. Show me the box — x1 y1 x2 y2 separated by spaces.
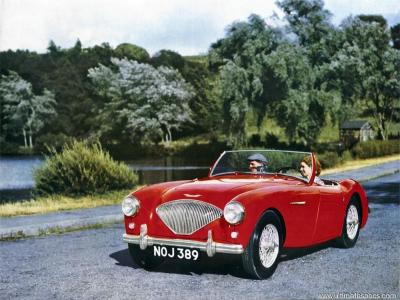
358 15 387 27
151 50 185 70
219 61 250 146
210 14 283 144
264 43 340 145
327 17 400 140
209 14 281 70
391 23 400 49
38 42 115 141
88 58 193 144
277 0 336 65
114 43 150 62
151 51 221 133
0 71 57 148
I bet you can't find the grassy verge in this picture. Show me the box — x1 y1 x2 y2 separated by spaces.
0 188 139 218
323 154 399 175
1 154 399 218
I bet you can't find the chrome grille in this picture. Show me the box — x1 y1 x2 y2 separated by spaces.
156 199 223 235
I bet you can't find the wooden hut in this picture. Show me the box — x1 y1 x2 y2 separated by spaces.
340 120 374 147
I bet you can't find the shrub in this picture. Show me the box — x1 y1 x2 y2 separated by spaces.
34 140 138 196
248 134 262 147
340 150 353 164
319 151 340 169
352 140 400 159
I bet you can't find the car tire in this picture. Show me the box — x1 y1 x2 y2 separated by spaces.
336 198 361 248
241 211 283 279
128 244 164 270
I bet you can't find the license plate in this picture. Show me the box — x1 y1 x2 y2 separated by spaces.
153 245 199 260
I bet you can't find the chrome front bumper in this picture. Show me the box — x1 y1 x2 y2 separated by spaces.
123 224 244 257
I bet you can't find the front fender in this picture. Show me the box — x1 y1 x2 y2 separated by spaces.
124 180 190 235
231 188 293 248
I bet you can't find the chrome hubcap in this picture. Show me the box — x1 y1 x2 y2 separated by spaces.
346 205 359 240
259 224 279 268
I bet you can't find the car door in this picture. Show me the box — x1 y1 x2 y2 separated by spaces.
281 184 320 247
312 183 344 243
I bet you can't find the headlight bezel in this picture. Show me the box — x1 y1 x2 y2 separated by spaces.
223 201 245 225
122 195 140 216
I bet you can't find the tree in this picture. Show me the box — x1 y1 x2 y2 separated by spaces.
114 43 150 62
151 51 221 134
88 58 193 144
264 43 339 145
277 0 336 65
391 23 400 49
210 14 283 144
327 17 400 140
0 71 57 148
218 61 250 146
151 50 185 70
209 14 281 70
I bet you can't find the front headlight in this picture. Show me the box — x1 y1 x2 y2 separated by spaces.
223 201 245 224
122 195 140 216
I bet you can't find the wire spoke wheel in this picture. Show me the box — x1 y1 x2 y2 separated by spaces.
346 204 359 240
259 224 280 268
336 198 362 248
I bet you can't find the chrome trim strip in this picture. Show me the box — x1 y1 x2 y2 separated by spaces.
139 224 148 250
123 231 244 257
290 201 306 205
183 194 201 198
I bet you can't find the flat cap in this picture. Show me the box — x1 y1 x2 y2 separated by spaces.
247 153 268 163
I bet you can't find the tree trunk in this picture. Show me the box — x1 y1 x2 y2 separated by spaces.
166 127 172 143
372 94 387 141
29 134 33 148
376 113 386 140
22 128 27 148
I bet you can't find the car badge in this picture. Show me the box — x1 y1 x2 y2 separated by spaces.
184 194 202 198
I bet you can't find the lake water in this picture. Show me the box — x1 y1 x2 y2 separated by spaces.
0 156 211 201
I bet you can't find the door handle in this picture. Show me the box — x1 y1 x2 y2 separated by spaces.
290 201 306 205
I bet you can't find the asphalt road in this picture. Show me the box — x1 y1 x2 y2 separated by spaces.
0 174 399 300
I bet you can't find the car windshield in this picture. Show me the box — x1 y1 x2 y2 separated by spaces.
210 150 313 183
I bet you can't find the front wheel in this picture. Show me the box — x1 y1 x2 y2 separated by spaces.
336 198 361 248
128 244 164 270
241 211 283 279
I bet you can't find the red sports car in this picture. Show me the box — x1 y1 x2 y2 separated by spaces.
122 150 369 279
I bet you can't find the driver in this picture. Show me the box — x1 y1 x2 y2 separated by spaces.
247 153 268 173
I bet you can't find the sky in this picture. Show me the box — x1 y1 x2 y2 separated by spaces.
0 0 399 56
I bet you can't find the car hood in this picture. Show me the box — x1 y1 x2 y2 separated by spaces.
160 177 277 208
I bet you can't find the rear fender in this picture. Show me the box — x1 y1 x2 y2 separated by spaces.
339 179 369 228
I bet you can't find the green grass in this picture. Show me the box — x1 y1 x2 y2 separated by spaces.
0 189 135 217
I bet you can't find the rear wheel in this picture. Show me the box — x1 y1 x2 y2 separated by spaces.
128 244 164 270
242 211 283 279
336 198 361 248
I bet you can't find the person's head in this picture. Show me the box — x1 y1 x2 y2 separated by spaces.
300 155 321 179
247 153 268 173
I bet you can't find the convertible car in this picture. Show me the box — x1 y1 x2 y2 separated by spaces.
122 150 369 279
